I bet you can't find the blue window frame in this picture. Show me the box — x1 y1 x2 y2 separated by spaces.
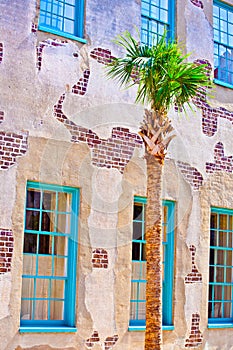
129 197 175 331
208 207 233 327
213 1 233 88
20 182 79 332
141 0 175 46
39 0 86 43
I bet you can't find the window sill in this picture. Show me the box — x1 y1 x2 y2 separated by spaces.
38 25 87 44
214 78 233 89
128 325 174 332
208 323 233 329
19 327 77 333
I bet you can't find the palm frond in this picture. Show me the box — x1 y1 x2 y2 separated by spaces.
105 31 212 113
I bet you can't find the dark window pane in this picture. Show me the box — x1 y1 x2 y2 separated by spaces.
26 190 41 209
132 242 140 260
133 204 143 221
133 222 143 240
39 234 50 254
24 233 37 253
25 211 40 231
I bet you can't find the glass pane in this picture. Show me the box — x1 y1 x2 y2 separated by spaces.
34 300 48 320
50 301 64 320
133 222 143 240
23 233 37 253
64 18 74 34
58 192 71 212
38 234 51 254
64 4 74 18
38 255 52 276
36 279 49 298
132 242 140 260
51 279 64 299
224 302 232 317
138 302 146 320
23 254 36 275
54 256 67 276
54 235 68 256
25 211 40 231
42 191 56 211
130 302 137 320
131 281 138 300
133 204 143 221
27 190 41 209
42 211 55 232
21 299 32 320
21 278 34 298
220 214 228 229
139 283 146 300
57 213 71 234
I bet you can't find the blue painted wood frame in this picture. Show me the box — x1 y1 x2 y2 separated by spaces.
20 181 79 332
141 0 176 45
213 0 233 88
38 0 86 43
208 206 233 327
129 196 175 331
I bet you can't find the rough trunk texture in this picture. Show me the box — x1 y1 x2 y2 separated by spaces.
145 152 163 350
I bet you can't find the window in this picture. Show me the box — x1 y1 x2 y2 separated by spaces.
129 197 175 330
213 1 233 87
208 207 233 326
38 0 85 43
20 182 79 332
141 0 175 46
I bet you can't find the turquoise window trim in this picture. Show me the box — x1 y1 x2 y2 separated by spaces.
129 197 175 329
141 0 176 46
38 25 87 44
208 206 233 325
128 325 175 332
19 326 77 333
39 0 85 42
20 181 80 330
213 0 233 87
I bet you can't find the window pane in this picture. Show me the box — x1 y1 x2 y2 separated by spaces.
38 255 52 276
23 233 37 253
50 301 64 320
27 190 41 209
25 211 40 231
21 278 34 298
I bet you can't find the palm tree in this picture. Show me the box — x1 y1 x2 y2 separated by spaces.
105 31 211 350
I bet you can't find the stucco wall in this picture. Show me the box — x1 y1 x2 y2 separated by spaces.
1 0 233 349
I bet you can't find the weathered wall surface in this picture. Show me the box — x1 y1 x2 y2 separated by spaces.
1 0 233 349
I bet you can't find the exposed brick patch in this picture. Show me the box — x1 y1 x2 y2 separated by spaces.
90 47 115 65
92 248 108 268
206 142 233 173
192 60 233 138
85 331 100 348
36 39 67 70
190 0 204 9
31 23 37 33
185 245 202 284
0 111 4 123
0 43 3 63
185 313 203 348
72 69 90 95
0 131 28 170
104 335 119 350
177 161 203 190
0 229 14 274
53 94 143 173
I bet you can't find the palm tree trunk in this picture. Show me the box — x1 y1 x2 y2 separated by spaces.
145 151 163 350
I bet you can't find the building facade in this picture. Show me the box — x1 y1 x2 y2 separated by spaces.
1 0 233 349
